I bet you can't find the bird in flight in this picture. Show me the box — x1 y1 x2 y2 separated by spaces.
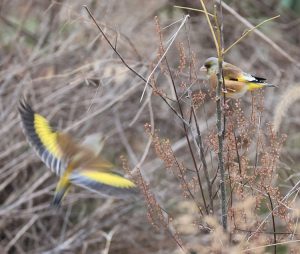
19 99 137 206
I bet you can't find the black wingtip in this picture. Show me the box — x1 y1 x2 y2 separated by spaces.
51 192 64 208
18 97 34 117
19 97 33 110
18 97 36 139
253 76 267 83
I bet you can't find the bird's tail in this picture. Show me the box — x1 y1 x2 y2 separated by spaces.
51 172 71 207
248 82 277 91
52 188 68 207
264 83 277 88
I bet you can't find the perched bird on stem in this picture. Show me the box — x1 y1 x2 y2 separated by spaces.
200 57 276 99
19 99 137 206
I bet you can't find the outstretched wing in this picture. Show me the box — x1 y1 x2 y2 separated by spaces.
19 99 65 175
69 170 138 199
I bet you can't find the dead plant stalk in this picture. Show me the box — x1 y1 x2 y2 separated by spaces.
199 0 227 230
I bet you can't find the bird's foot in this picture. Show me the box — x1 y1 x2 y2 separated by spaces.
223 100 230 110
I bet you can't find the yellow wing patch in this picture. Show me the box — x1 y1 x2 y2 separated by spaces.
19 99 65 175
78 170 136 189
247 83 266 91
34 114 61 158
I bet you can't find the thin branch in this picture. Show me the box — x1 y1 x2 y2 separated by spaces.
78 6 190 129
254 112 262 172
224 15 280 54
198 0 220 55
235 227 294 235
241 240 300 253
176 3 298 67
140 14 190 102
233 130 242 177
214 0 227 231
83 6 145 82
173 5 214 17
158 31 208 214
248 179 300 242
267 192 277 254
192 108 213 212
220 2 299 68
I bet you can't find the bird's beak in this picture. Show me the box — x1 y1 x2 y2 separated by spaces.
200 65 206 72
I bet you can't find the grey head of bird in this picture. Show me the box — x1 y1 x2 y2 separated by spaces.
200 57 219 75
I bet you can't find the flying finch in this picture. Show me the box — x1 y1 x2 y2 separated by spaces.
19 99 137 206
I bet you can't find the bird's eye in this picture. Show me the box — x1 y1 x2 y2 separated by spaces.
205 63 211 68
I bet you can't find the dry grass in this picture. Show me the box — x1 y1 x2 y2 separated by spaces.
1 0 300 253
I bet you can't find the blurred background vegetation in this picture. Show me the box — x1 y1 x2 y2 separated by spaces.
0 0 299 253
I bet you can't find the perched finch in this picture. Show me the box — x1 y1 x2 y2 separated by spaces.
201 57 276 99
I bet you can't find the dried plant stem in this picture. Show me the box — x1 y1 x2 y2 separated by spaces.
216 0 227 232
216 60 227 231
233 130 242 177
198 0 219 54
164 52 208 215
192 108 213 212
220 2 299 68
174 4 297 69
267 192 277 254
199 0 227 230
242 240 300 252
154 16 208 214
211 1 227 232
140 14 190 102
224 15 280 54
196 0 226 228
83 6 186 126
173 5 214 17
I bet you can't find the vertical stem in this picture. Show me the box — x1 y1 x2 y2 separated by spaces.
165 57 208 214
216 58 227 231
216 0 227 231
154 17 209 214
267 192 277 254
199 0 227 230
192 108 214 212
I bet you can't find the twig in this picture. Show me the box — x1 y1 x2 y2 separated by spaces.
236 227 294 235
220 2 300 68
114 109 139 165
241 239 300 252
175 3 299 67
156 17 208 214
198 0 227 226
192 108 213 212
83 5 190 127
199 0 220 54
199 0 227 230
83 6 145 82
267 192 277 254
101 226 119 254
173 5 214 17
248 179 300 242
233 130 242 177
254 112 262 172
140 14 190 102
224 15 280 54
131 91 155 174
5 215 38 252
